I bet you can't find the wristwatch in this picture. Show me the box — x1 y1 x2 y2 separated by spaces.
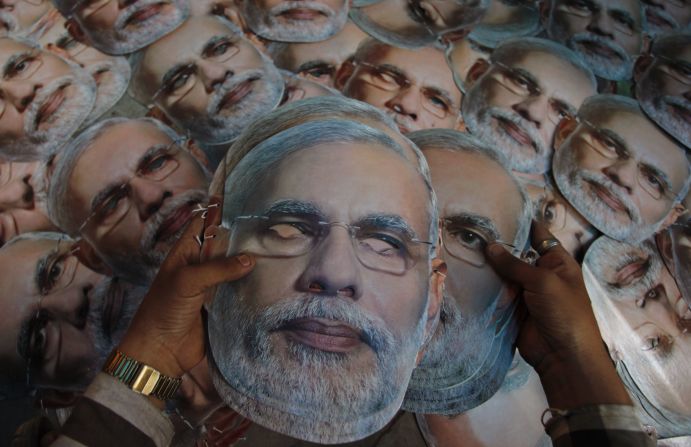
103 350 182 401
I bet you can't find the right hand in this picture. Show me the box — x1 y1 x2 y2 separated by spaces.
484 221 631 408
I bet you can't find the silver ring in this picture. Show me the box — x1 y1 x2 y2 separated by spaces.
536 238 561 255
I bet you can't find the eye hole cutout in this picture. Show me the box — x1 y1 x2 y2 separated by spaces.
447 226 488 251
265 221 317 240
358 232 406 257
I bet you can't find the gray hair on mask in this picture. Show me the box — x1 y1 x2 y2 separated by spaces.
408 128 532 249
223 118 439 257
47 117 194 236
491 37 597 90
216 95 404 187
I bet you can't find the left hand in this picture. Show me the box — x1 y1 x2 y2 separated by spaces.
117 197 255 379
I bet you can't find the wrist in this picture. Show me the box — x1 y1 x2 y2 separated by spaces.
537 343 632 409
117 337 184 378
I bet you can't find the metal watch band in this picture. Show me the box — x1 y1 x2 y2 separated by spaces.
103 350 182 401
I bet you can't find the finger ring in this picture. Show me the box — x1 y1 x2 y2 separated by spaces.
536 238 561 255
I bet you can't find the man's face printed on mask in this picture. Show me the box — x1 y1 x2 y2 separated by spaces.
585 236 691 418
52 119 209 286
0 37 96 161
340 42 462 133
208 121 440 444
553 96 689 244
0 235 139 393
462 41 596 174
130 15 284 147
543 0 643 81
403 135 526 414
29 11 131 122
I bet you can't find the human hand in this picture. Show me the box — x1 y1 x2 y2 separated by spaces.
485 221 631 409
117 197 255 381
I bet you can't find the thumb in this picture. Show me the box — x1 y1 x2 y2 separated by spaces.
174 254 255 298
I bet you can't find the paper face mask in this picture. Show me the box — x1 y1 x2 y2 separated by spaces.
207 119 439 443
401 130 531 415
584 236 691 438
553 95 690 244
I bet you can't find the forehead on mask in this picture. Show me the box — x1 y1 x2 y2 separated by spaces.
209 95 421 199
208 119 439 444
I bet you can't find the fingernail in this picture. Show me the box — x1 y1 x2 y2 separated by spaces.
488 244 504 256
237 254 251 266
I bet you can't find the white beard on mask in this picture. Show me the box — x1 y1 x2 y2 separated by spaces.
402 288 521 415
84 55 132 123
84 0 189 55
100 189 208 286
208 287 427 444
171 52 285 150
243 0 349 43
567 32 633 81
553 143 669 244
463 87 550 173
0 58 96 161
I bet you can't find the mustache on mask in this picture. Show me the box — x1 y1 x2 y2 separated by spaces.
576 169 641 223
140 189 208 251
207 69 265 116
251 294 396 357
115 0 173 33
269 1 336 18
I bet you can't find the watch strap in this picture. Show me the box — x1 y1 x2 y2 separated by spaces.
103 350 182 401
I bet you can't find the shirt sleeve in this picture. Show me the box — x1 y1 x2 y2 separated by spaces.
54 373 174 447
545 404 656 447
